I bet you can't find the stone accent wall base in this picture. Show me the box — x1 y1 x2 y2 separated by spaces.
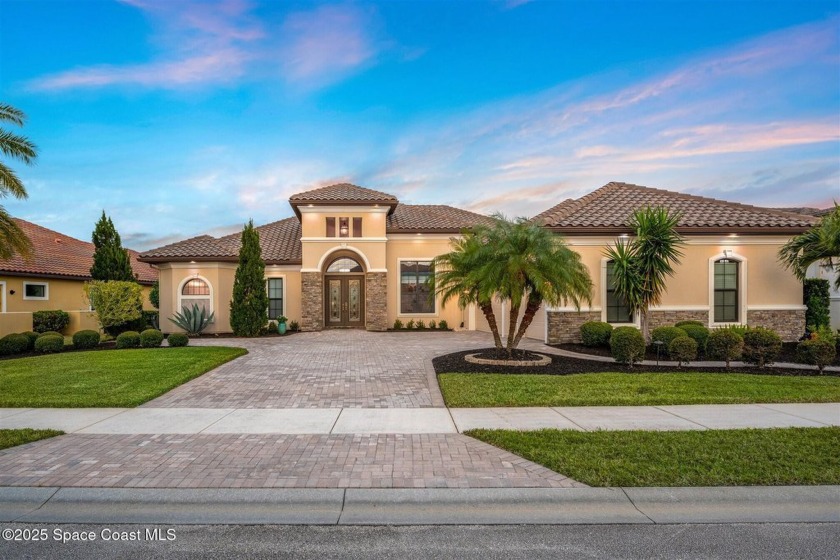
365 272 388 332
546 311 601 344
301 272 323 332
747 309 805 342
648 310 710 331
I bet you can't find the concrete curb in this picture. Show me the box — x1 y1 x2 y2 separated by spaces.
2 486 837 525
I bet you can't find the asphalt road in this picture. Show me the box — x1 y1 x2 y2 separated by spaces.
2 523 838 559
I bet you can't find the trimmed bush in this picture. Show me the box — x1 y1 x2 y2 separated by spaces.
289 321 300 332
707 329 744 369
610 326 646 367
675 320 704 328
797 339 836 373
417 320 426 329
393 319 404 330
34 334 64 354
438 320 449 330
718 324 749 338
32 310 70 334
742 327 782 368
580 321 613 347
38 331 63 338
680 324 710 354
669 336 698 367
0 333 30 356
140 329 164 348
72 330 101 350
115 331 141 349
167 332 189 347
650 326 687 349
20 331 39 351
406 320 416 329
429 320 437 330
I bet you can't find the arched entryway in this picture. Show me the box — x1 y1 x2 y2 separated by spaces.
323 253 366 328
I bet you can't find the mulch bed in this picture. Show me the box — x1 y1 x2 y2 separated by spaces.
433 348 836 376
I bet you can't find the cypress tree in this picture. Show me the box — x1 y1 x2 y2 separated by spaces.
90 211 135 281
230 220 268 337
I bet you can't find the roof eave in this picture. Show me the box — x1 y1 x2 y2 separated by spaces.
0 269 156 285
547 226 814 235
289 200 399 219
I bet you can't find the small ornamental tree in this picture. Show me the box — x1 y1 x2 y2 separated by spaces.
90 211 136 281
149 280 160 309
84 280 144 334
230 220 268 337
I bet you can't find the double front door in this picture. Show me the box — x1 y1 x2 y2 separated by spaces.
325 275 365 327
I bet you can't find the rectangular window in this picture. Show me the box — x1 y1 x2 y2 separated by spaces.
23 282 49 300
267 278 284 320
326 217 336 237
605 262 632 323
339 217 350 238
352 217 362 238
400 260 434 314
714 260 739 322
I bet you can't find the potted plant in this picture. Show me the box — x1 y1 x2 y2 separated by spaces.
277 316 288 335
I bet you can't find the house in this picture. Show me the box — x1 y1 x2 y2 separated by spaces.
140 182 819 342
0 219 158 336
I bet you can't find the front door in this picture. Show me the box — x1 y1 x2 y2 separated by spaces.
324 275 365 328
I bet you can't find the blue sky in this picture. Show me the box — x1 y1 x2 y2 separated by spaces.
2 0 838 250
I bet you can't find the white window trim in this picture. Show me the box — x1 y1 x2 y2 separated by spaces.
600 257 640 328
397 257 438 317
23 281 49 301
708 252 748 327
0 281 6 312
266 275 286 320
177 275 214 319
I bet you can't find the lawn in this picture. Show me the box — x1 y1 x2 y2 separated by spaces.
0 347 247 407
467 427 840 486
0 429 64 451
439 372 840 407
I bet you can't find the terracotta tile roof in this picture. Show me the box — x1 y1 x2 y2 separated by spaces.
1 219 157 284
774 207 834 218
387 204 496 232
289 183 399 204
139 217 302 264
533 182 819 234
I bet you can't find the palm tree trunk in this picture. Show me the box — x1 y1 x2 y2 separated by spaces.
511 294 542 351
480 302 503 349
505 300 522 357
641 308 649 342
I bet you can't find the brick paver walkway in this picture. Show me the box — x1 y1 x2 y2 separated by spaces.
0 433 583 489
144 330 488 409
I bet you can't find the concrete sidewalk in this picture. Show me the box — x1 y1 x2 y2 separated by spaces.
1 486 837 525
1 403 837 434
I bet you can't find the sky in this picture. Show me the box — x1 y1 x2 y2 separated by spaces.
1 0 838 250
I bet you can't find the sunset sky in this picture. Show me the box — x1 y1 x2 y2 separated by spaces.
2 0 838 250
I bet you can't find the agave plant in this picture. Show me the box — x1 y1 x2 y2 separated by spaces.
169 303 215 336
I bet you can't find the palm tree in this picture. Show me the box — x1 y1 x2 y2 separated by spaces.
778 205 840 289
0 102 37 260
604 206 685 341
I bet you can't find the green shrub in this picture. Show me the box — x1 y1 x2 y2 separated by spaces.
0 333 30 356
115 331 141 349
417 320 426 329
37 331 63 338
289 321 300 332
32 310 70 334
20 331 39 351
393 320 404 330
406 319 416 329
717 324 749 338
34 334 64 354
610 326 646 367
438 320 449 330
229 221 269 337
580 321 613 347
679 324 710 354
140 329 164 348
167 332 189 347
674 320 704 328
804 278 831 331
669 336 698 367
429 320 437 330
742 327 782 368
84 280 144 335
650 326 687 349
72 330 101 350
142 310 160 330
797 339 836 373
707 329 744 369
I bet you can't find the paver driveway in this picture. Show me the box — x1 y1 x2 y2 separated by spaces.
144 330 489 409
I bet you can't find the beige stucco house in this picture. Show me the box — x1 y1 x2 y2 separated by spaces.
139 182 818 342
0 218 157 336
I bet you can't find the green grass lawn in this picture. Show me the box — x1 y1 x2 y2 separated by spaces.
467 427 840 486
439 372 840 407
0 428 64 451
0 347 247 407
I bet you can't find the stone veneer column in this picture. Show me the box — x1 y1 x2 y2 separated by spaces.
747 309 805 342
301 272 323 332
546 311 601 344
365 272 388 332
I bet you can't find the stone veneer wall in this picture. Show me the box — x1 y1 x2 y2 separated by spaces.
546 311 601 344
747 309 805 342
647 310 709 331
301 272 323 332
365 272 388 332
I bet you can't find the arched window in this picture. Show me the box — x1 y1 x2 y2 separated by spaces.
179 277 212 315
326 257 364 273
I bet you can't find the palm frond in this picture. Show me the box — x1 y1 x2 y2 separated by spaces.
0 103 25 127
0 206 33 260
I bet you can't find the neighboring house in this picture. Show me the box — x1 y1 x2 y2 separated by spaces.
140 182 819 342
0 219 158 336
